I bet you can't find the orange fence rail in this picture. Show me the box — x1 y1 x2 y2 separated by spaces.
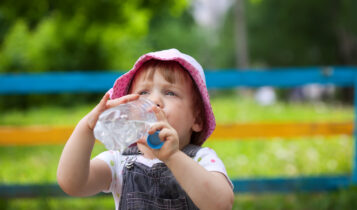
0 121 352 146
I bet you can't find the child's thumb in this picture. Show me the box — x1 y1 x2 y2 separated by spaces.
87 93 110 130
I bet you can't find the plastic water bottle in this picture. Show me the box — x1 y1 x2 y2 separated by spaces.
93 97 163 152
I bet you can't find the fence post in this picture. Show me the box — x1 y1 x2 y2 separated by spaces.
353 76 357 184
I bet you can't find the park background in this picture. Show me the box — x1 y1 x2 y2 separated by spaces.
0 0 357 209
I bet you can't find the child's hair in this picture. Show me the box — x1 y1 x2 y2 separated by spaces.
128 60 205 145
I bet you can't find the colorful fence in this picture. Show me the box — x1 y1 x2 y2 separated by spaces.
0 67 356 197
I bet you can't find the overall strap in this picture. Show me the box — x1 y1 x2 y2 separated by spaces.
119 144 201 210
181 144 201 158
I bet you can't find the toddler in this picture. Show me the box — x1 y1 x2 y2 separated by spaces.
57 49 234 210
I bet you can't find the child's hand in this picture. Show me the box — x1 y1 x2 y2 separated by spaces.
138 106 180 162
86 93 140 130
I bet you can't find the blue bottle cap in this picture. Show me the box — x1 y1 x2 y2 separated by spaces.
147 131 164 149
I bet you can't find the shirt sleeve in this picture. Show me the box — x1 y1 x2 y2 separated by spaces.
93 150 124 194
193 147 234 189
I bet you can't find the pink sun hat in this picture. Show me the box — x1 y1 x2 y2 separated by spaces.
108 48 216 145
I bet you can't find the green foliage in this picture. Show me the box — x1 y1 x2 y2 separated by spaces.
247 0 337 66
245 0 357 66
0 0 356 71
0 0 193 110
0 0 189 72
0 20 30 71
1 0 356 110
216 0 357 67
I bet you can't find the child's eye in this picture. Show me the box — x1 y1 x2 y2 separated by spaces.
138 90 149 95
165 91 176 96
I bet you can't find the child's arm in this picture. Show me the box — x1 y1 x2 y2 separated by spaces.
165 151 234 210
57 93 139 196
143 106 234 210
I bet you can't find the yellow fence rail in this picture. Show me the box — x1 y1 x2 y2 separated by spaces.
0 121 352 146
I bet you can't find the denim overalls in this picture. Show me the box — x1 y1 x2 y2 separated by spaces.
118 144 201 210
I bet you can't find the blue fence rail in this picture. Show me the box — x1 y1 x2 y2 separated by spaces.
0 67 356 197
1 67 356 94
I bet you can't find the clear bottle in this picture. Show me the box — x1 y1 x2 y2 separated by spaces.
93 97 163 152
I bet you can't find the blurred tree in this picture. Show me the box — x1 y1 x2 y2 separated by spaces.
241 0 357 103
0 0 190 110
1 0 356 108
234 0 249 69
216 0 357 67
247 0 357 66
145 9 216 68
0 0 355 70
0 0 189 73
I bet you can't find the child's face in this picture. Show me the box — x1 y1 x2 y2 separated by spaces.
129 69 202 148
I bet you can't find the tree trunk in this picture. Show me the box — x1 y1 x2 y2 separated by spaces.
234 0 249 69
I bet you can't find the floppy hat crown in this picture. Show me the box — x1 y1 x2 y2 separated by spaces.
108 49 216 145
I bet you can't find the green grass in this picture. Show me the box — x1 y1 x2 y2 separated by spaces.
0 105 94 126
0 136 352 184
206 136 352 178
232 187 357 210
2 188 357 210
3 188 357 210
0 144 107 184
211 96 353 123
0 95 353 126
0 94 355 209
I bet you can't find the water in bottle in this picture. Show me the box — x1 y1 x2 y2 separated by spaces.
93 97 160 152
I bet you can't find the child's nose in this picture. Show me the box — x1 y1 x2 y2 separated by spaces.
148 92 163 108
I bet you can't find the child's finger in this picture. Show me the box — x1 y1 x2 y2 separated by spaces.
137 137 148 145
99 92 110 107
158 128 173 142
87 93 110 130
148 122 167 135
106 94 139 108
93 92 110 114
151 106 167 122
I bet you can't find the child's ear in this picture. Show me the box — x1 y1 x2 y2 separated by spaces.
192 114 203 132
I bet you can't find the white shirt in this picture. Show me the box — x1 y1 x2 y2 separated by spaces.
94 147 233 209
